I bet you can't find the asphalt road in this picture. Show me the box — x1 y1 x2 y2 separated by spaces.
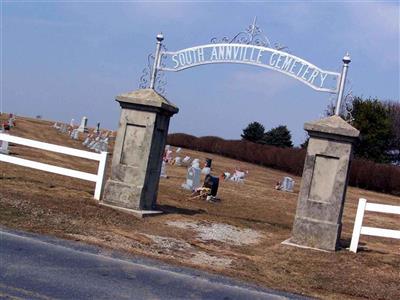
0 228 308 300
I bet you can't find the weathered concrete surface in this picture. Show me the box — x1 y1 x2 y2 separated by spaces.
288 116 359 251
102 89 178 212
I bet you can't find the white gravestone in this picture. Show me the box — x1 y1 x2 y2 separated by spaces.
88 137 99 149
182 156 191 164
59 124 66 133
8 118 14 128
223 172 231 180
165 150 173 163
77 116 88 133
182 166 201 191
281 176 295 192
230 170 246 183
160 161 168 178
201 167 211 175
100 137 109 152
90 139 99 150
71 129 79 140
0 131 9 155
174 156 182 166
82 135 91 146
176 147 182 153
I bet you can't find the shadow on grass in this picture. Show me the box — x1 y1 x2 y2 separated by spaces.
157 204 206 216
339 238 387 254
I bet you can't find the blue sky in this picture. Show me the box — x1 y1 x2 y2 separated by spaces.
2 1 399 145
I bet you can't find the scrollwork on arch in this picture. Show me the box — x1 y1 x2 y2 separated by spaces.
210 17 288 52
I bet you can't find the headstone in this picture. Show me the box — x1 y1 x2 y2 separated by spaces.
95 122 100 134
8 114 15 128
0 131 9 155
204 174 219 197
61 124 67 133
281 177 295 192
222 172 231 180
90 137 100 150
174 156 182 166
77 116 88 133
201 167 211 175
8 118 14 128
205 158 212 168
182 165 201 191
286 115 360 251
102 89 179 214
94 142 101 153
160 161 168 178
176 147 182 153
88 137 98 148
73 129 79 140
100 137 109 152
164 149 173 163
182 156 191 164
82 135 91 146
230 170 246 183
53 122 59 129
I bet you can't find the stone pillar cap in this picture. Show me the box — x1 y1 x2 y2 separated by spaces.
116 88 179 114
304 115 360 138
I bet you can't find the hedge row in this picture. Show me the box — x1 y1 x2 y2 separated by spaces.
167 133 400 196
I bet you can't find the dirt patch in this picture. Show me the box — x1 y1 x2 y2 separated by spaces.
166 220 262 246
190 252 232 267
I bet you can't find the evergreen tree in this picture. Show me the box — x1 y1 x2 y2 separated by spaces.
351 97 393 163
241 122 265 143
300 136 309 149
262 125 293 148
385 101 400 163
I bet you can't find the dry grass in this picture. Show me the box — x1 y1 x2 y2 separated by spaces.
1 115 399 299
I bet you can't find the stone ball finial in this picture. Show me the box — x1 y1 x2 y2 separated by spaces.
343 52 351 64
156 32 164 42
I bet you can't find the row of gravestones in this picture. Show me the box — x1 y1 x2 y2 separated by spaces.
162 145 295 195
53 116 111 153
162 145 268 197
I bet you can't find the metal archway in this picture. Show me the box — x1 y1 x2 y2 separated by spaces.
141 18 350 115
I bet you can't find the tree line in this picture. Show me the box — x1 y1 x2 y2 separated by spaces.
241 97 400 164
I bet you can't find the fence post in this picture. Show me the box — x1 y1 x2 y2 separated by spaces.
350 198 367 253
94 151 108 200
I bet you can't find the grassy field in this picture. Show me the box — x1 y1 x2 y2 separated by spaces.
1 115 399 299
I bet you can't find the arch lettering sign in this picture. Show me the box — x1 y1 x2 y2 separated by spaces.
160 43 340 93
141 18 350 115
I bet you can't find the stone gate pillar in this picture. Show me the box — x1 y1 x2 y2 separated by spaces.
101 89 178 216
286 115 359 251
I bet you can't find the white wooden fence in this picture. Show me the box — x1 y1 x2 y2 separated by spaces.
350 198 400 253
0 133 108 200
